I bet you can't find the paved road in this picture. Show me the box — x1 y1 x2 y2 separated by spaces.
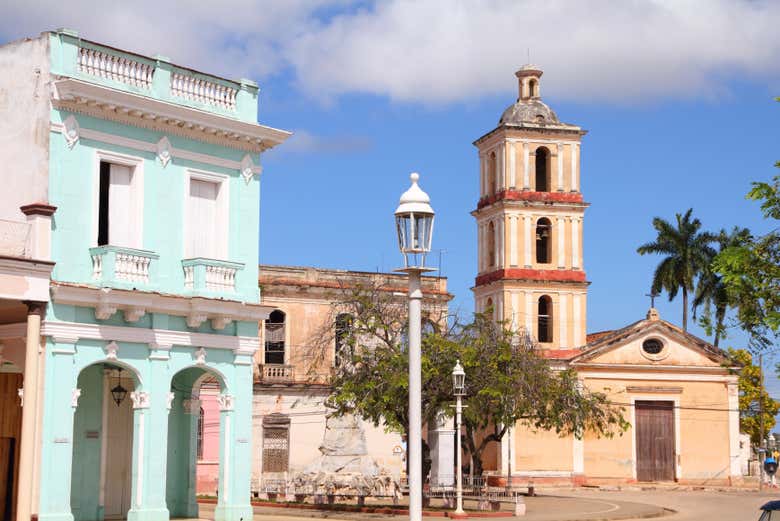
196 489 779 520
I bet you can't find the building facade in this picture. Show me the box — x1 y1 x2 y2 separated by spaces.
0 29 289 521
473 66 741 485
195 265 451 494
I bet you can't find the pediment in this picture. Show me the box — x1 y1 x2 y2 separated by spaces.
572 319 730 368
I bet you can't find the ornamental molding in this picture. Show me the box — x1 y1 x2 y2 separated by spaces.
71 388 82 408
240 154 262 184
41 320 260 353
166 392 175 410
51 121 260 173
211 316 232 330
156 136 172 168
17 388 23 407
217 393 234 411
50 283 274 330
130 391 150 409
123 307 146 323
105 341 119 360
63 115 80 149
51 78 290 153
194 347 207 365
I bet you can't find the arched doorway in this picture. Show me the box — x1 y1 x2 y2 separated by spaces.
70 362 140 521
167 367 225 518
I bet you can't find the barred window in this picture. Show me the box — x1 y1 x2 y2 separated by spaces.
262 427 289 473
264 310 286 365
197 407 205 459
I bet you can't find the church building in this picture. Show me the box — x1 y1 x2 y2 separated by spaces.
473 66 742 485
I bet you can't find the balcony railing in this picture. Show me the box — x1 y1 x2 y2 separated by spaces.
78 47 154 89
90 246 159 289
171 73 237 110
259 364 294 384
182 258 244 297
0 219 31 258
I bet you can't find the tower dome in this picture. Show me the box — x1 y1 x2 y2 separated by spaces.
498 65 560 126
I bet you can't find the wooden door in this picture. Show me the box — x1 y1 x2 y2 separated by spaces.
0 374 22 521
635 401 675 482
104 377 134 519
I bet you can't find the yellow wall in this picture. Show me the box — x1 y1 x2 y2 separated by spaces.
513 423 574 471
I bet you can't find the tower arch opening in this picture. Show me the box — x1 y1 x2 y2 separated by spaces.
487 151 497 195
535 218 552 264
535 147 550 192
538 295 553 343
529 78 538 98
487 221 496 267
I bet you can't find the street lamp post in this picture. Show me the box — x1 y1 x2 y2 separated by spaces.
395 173 435 521
452 360 466 517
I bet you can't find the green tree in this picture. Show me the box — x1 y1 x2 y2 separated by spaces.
637 208 716 331
728 349 778 445
715 174 780 350
320 283 628 477
693 227 751 347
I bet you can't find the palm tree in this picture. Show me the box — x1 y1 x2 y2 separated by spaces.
637 209 716 331
693 227 751 346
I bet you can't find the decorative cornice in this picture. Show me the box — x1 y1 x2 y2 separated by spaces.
104 340 119 360
41 320 260 352
130 391 150 409
20 203 57 217
217 393 234 411
475 268 587 286
52 78 290 153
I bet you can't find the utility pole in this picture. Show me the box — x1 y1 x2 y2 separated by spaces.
760 352 765 492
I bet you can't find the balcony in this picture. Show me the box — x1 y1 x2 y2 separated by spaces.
0 219 31 258
182 258 244 298
259 364 295 384
90 246 159 290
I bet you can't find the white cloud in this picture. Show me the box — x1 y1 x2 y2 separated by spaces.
2 0 779 105
271 129 373 154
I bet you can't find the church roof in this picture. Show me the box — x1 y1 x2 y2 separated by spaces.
499 98 561 126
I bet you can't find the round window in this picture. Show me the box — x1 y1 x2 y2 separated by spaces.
642 338 664 355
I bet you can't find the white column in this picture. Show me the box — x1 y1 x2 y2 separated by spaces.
571 143 579 192
477 222 483 272
498 218 505 268
557 143 564 191
525 291 534 335
573 293 582 347
522 142 530 189
572 218 580 269
559 293 568 348
523 216 532 267
509 142 516 188
497 293 504 323
480 154 486 196
728 381 741 478
511 292 520 331
509 215 518 266
557 217 565 268
573 432 584 475
497 143 505 192
500 423 509 474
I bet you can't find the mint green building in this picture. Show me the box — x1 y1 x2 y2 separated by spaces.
0 29 289 521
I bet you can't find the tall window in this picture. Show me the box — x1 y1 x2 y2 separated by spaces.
264 310 286 365
535 147 550 192
97 161 136 247
334 313 354 367
487 221 496 267
487 151 497 195
529 79 538 98
188 178 219 258
197 407 205 459
538 295 553 343
262 414 290 473
536 218 552 264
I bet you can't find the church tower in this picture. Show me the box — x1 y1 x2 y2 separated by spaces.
472 65 588 351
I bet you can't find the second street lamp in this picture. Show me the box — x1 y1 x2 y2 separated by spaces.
452 360 466 517
395 172 435 521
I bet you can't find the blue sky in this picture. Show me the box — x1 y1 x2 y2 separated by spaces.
3 1 780 403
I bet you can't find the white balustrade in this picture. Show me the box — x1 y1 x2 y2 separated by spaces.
205 264 237 292
170 73 237 110
261 364 294 382
183 265 194 289
78 47 153 89
91 254 103 279
114 252 151 283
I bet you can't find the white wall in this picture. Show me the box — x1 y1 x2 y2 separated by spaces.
0 34 51 221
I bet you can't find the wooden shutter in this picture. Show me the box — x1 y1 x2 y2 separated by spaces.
635 401 675 482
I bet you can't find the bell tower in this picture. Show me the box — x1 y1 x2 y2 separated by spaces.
472 65 588 351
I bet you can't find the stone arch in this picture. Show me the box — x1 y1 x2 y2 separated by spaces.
536 217 552 264
538 295 553 343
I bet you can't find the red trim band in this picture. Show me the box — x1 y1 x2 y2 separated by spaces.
476 268 587 286
477 190 584 209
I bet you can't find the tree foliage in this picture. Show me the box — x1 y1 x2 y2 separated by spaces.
715 174 780 351
728 348 779 445
637 208 716 331
316 281 628 477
